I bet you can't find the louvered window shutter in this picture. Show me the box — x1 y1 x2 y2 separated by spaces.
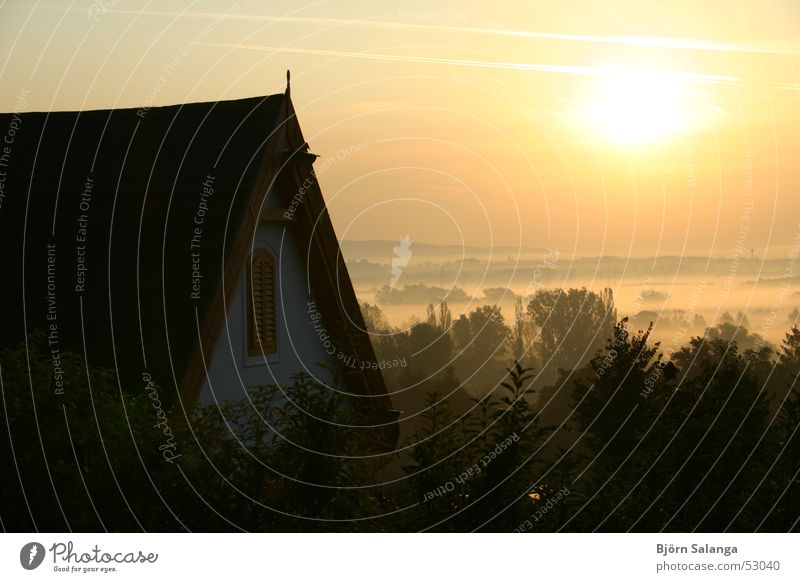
248 250 277 354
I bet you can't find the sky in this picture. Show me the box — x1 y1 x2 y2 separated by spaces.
1 0 799 257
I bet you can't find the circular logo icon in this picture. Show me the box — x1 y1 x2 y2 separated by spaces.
20 542 46 570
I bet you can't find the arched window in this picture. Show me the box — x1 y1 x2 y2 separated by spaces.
247 249 277 355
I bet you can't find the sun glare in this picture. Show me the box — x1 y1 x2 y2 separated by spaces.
583 68 690 145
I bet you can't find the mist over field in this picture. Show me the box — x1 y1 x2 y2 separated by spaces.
343 239 800 349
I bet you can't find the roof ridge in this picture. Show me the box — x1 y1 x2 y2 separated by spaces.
0 92 284 116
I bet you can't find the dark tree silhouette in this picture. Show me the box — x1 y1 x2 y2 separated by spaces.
527 287 617 378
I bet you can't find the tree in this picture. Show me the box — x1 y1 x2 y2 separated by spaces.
476 364 551 531
451 314 471 353
399 390 468 529
401 322 454 382
705 315 770 354
450 305 511 396
630 336 775 531
570 319 663 461
764 386 800 530
527 287 616 380
755 327 800 530
190 372 394 531
512 298 537 369
399 363 553 532
425 300 452 332
769 326 800 404
0 335 200 532
360 302 391 333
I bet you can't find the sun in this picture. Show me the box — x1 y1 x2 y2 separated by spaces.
582 68 689 145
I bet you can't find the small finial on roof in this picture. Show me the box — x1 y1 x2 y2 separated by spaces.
286 70 291 96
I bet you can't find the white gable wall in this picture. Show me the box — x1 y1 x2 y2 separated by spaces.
199 219 335 404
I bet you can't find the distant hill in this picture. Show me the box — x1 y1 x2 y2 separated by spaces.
339 239 544 262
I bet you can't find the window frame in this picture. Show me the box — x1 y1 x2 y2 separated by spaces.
246 248 278 356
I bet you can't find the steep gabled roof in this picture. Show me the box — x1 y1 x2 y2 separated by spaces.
0 85 395 427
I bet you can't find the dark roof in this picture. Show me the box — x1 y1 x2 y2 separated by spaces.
0 94 283 400
0 89 396 438
0 94 390 409
2 95 283 186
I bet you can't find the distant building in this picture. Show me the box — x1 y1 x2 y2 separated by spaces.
0 74 397 445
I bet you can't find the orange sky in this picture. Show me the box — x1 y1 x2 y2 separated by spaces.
1 0 798 256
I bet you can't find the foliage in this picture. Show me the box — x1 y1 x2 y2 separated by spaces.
527 287 617 378
3 290 800 532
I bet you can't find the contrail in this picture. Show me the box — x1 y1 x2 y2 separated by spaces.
199 41 740 84
86 9 799 56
